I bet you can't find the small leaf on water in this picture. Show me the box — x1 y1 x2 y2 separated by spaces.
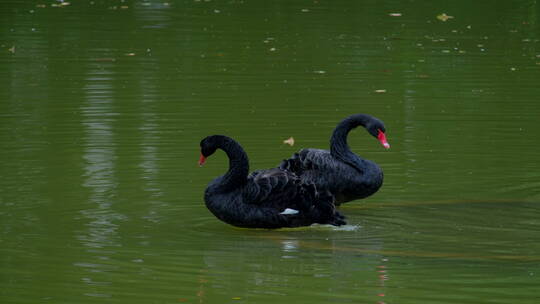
8 46 15 53
388 13 402 17
283 137 295 146
374 89 387 93
232 297 241 300
437 13 454 22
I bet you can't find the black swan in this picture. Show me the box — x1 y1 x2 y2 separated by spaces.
279 114 390 205
199 135 346 228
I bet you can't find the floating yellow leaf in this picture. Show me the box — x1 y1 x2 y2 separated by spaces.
437 13 454 22
8 46 15 53
283 137 295 146
125 53 136 56
232 297 241 300
388 13 402 17
374 89 387 93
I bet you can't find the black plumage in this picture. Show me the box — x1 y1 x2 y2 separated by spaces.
279 114 390 205
199 135 345 229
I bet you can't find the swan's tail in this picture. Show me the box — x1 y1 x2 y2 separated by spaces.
299 185 346 226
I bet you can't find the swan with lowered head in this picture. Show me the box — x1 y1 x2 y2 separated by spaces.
279 114 390 205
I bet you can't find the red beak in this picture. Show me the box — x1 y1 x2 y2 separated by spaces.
377 129 390 149
198 154 207 166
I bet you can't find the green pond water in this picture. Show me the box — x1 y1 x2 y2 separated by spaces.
1 1 540 303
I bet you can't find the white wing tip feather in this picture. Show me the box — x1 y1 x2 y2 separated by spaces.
280 208 299 215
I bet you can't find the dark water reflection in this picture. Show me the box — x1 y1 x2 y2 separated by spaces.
1 0 540 303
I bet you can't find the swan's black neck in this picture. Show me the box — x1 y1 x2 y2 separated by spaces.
330 114 373 166
213 136 249 191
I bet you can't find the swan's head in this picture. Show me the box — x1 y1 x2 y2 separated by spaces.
199 136 220 166
366 118 390 149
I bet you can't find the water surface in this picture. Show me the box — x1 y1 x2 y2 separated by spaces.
1 1 539 303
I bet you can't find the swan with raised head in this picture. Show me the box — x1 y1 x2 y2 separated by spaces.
199 135 346 228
